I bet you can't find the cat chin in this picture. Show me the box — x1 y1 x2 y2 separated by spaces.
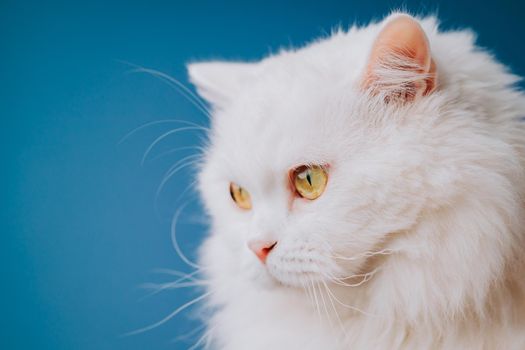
260 271 323 290
246 260 297 288
249 270 279 289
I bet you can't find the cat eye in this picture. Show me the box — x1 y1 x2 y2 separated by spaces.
292 165 328 200
229 182 252 210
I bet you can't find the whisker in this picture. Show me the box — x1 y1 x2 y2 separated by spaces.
142 269 205 299
118 119 207 145
171 178 199 206
331 248 395 261
138 281 207 301
118 60 212 119
139 280 203 293
133 67 211 118
150 145 205 162
301 279 314 308
315 277 333 330
156 155 202 200
122 292 212 336
188 326 215 350
309 277 322 321
132 68 210 119
155 178 201 220
160 154 202 181
171 204 202 270
321 279 348 338
150 268 202 279
323 284 379 318
203 326 214 349
324 268 380 288
141 126 206 166
171 323 207 343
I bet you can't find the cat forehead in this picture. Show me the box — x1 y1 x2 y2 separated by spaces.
209 86 360 180
204 18 434 177
214 57 357 130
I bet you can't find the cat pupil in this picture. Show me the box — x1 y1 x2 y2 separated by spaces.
306 172 312 186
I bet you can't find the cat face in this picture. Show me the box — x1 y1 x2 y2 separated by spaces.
192 15 438 288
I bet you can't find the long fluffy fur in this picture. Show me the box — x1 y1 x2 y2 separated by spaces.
188 12 525 349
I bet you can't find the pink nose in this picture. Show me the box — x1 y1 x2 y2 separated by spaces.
248 239 277 263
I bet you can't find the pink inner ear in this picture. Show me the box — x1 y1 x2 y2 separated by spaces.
362 15 437 100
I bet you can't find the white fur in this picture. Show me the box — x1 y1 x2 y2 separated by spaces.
188 12 525 349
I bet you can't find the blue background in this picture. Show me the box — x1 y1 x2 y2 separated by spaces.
2 1 524 349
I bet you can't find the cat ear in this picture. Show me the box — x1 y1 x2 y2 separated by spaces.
187 61 258 109
361 14 437 102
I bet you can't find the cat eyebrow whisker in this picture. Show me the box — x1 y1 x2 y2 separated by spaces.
118 119 208 145
141 126 206 166
150 145 206 162
120 62 212 120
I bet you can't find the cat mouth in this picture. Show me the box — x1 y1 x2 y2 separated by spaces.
265 258 331 288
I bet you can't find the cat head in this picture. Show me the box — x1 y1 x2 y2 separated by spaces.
188 12 522 305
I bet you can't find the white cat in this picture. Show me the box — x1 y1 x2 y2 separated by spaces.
186 12 525 349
